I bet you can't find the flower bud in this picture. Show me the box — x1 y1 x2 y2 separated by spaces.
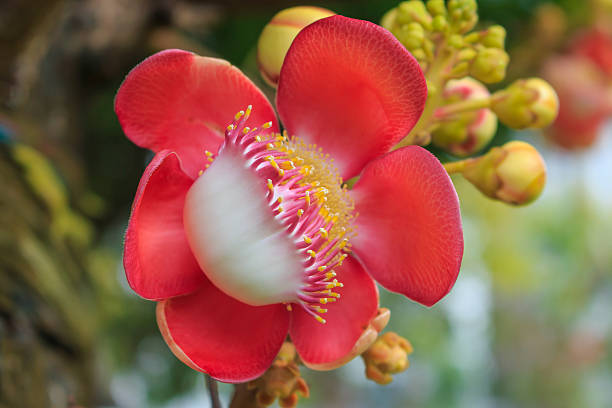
448 0 478 33
248 342 309 408
480 25 506 49
257 6 335 87
432 78 497 157
426 0 447 16
362 332 413 385
491 78 559 129
396 1 433 28
470 47 509 83
462 141 547 205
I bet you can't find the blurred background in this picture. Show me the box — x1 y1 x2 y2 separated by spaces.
0 0 610 407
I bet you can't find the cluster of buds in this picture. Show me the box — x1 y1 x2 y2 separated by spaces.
381 0 508 84
381 0 557 205
361 332 414 385
243 342 309 408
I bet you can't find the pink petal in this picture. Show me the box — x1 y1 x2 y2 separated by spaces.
290 256 378 367
124 150 205 300
157 280 290 383
115 49 278 177
276 15 427 179
351 146 463 306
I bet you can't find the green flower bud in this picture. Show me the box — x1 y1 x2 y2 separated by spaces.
381 8 398 31
448 0 478 33
480 25 506 49
469 47 509 83
257 6 335 87
462 141 547 205
427 0 447 16
397 1 432 28
431 15 448 32
448 33 464 49
433 78 497 157
397 22 426 50
491 78 559 129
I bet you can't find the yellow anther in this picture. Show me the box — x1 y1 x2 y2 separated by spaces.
278 206 284 213
325 271 336 279
267 179 274 191
280 161 295 170
286 304 293 311
319 298 328 304
305 191 311 206
255 135 262 142
319 228 328 239
242 127 250 134
327 298 337 303
329 292 340 298
205 150 213 157
205 164 210 168
303 236 312 245
315 315 326 324
262 121 272 129
245 105 252 118
307 249 317 258
267 143 274 150
338 239 348 249
198 170 204 176
276 197 283 204
235 110 244 120
297 209 304 217
317 266 327 272
207 157 214 162
227 124 235 131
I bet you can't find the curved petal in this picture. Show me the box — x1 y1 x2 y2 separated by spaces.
157 280 290 383
115 49 278 177
124 150 205 300
277 15 427 179
350 146 463 306
290 256 378 367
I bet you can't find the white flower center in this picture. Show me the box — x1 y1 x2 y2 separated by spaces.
183 147 303 306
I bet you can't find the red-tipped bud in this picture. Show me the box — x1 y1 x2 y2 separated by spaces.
257 7 335 87
432 77 497 157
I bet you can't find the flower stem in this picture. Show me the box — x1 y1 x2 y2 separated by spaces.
443 160 469 174
205 375 222 408
434 97 491 119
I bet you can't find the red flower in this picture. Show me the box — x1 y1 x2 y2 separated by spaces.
542 55 612 149
115 16 463 383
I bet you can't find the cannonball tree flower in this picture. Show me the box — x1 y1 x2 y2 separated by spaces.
115 15 463 383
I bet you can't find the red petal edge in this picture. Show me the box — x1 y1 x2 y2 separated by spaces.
157 281 290 383
351 146 464 306
124 150 205 300
277 15 427 179
115 49 278 177
290 256 378 366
